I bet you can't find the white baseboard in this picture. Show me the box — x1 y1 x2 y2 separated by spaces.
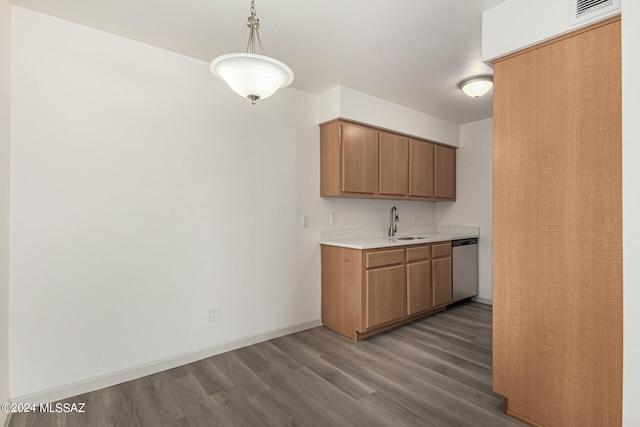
11 318 321 405
473 296 493 305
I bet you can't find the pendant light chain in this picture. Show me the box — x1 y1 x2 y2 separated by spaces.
246 0 265 55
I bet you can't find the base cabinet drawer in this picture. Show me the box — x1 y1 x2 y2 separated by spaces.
366 249 404 268
432 242 452 258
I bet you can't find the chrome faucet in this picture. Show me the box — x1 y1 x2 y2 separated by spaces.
389 206 399 237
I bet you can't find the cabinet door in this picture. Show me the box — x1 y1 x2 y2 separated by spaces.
492 18 622 426
409 139 434 198
434 145 456 199
341 123 378 194
432 257 452 307
365 265 406 329
407 260 431 315
379 132 408 196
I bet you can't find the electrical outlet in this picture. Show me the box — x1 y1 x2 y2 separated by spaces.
209 306 220 322
303 215 310 228
330 212 338 225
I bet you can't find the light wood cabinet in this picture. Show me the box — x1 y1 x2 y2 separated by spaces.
492 16 622 426
320 121 378 196
379 131 409 196
340 122 379 194
365 265 406 328
409 139 434 198
320 119 455 201
407 260 431 315
321 241 452 340
432 242 452 307
406 242 452 312
434 145 456 199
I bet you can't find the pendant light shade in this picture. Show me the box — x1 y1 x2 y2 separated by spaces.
459 76 493 98
210 0 294 105
210 53 294 103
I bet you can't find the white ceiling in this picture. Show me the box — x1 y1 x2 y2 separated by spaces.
11 0 506 124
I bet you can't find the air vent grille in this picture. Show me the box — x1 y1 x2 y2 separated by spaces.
576 0 612 16
569 0 620 25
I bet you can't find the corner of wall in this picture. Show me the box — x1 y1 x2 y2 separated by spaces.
0 0 11 419
317 85 341 124
623 1 640 425
436 118 492 302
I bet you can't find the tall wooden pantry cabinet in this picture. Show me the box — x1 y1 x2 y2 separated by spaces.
492 16 622 427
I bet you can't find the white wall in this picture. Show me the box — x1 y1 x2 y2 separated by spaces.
482 0 620 60
623 0 640 424
436 118 492 303
318 86 460 147
319 199 436 230
483 1 640 424
9 7 324 399
0 0 10 424
317 86 341 126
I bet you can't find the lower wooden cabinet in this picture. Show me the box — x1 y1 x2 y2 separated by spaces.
407 260 432 315
366 265 406 328
432 258 452 307
432 242 452 307
321 241 452 340
406 242 452 315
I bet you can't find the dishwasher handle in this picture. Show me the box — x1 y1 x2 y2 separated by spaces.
452 238 478 247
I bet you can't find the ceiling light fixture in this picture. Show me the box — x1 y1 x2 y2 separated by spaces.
210 0 294 105
459 76 494 98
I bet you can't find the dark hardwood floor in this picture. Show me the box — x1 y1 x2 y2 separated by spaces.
9 302 525 427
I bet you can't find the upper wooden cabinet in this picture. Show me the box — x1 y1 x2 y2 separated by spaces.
434 145 456 200
340 122 379 195
409 139 434 198
379 131 409 196
320 119 456 201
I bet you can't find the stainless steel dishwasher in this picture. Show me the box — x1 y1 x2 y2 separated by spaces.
451 238 478 304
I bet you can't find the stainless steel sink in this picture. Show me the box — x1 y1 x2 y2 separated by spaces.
396 236 427 240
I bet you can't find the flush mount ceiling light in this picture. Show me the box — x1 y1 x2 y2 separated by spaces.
210 0 294 105
459 76 494 98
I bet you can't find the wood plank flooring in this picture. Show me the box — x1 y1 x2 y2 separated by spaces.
8 302 525 427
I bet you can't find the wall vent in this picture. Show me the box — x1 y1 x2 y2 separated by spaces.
569 0 620 25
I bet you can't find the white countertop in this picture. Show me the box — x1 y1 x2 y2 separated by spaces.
320 225 479 250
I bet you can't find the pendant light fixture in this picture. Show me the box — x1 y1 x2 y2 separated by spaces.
459 76 494 98
210 0 294 105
